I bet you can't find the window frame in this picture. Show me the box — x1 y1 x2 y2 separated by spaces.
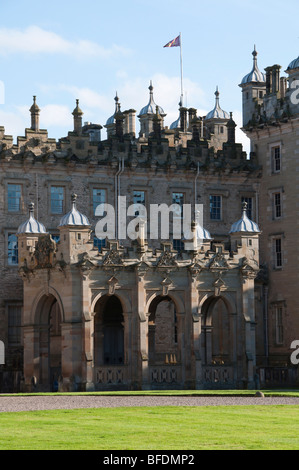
241 196 253 220
273 236 283 269
6 302 22 347
209 195 222 221
7 183 22 213
50 185 65 215
172 192 185 220
273 192 282 219
7 232 19 267
270 143 282 174
92 188 107 216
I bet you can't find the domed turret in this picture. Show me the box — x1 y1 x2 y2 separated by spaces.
59 194 90 227
138 81 165 117
205 87 230 121
17 203 47 234
241 46 266 85
138 82 166 138
287 56 299 72
72 99 84 134
230 202 260 234
30 96 40 131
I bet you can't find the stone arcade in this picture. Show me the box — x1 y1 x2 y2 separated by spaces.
17 197 260 391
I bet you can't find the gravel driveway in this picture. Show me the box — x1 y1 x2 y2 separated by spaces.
1 395 299 413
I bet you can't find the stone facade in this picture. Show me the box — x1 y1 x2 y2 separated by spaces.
0 55 297 391
240 50 299 378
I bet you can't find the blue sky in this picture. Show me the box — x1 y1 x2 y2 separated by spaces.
0 0 298 152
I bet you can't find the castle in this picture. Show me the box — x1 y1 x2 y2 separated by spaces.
0 46 298 391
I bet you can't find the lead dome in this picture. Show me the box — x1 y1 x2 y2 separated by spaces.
205 87 230 120
138 82 165 117
59 194 90 227
17 203 47 235
241 46 266 85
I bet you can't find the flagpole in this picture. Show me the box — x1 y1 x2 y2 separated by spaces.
180 32 184 106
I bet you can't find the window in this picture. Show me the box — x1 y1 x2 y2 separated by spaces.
273 237 282 269
259 91 263 99
8 234 18 266
8 304 22 346
133 190 146 216
93 189 106 215
275 305 284 345
51 186 64 214
210 195 221 220
273 192 282 219
172 192 184 219
242 197 253 220
173 239 184 253
271 145 281 173
7 184 21 212
94 236 106 252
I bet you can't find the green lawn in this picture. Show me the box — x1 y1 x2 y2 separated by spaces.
1 405 299 450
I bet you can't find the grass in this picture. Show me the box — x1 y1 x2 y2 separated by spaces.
1 405 299 450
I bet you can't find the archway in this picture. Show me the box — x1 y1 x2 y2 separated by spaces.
34 294 62 391
94 295 124 366
148 296 178 365
201 296 232 366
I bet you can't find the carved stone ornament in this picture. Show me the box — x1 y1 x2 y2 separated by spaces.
157 250 177 268
161 277 173 296
241 258 259 280
34 235 56 268
103 249 123 267
76 252 96 273
213 275 226 297
207 251 229 271
107 276 119 295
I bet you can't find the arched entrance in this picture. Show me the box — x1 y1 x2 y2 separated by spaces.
94 295 124 367
201 295 234 388
34 294 62 391
148 296 182 387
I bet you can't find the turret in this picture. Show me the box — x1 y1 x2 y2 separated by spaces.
30 96 40 131
138 81 166 137
72 99 84 135
58 194 91 263
239 46 266 127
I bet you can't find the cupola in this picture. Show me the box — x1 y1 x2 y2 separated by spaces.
17 203 46 234
241 46 266 85
59 194 90 227
205 87 230 121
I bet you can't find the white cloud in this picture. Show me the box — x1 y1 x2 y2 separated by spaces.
0 26 131 58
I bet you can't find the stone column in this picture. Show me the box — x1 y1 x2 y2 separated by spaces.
60 322 82 392
176 312 186 387
231 312 238 385
82 311 94 391
23 325 35 392
193 315 202 389
123 311 132 386
140 314 150 390
242 275 257 389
